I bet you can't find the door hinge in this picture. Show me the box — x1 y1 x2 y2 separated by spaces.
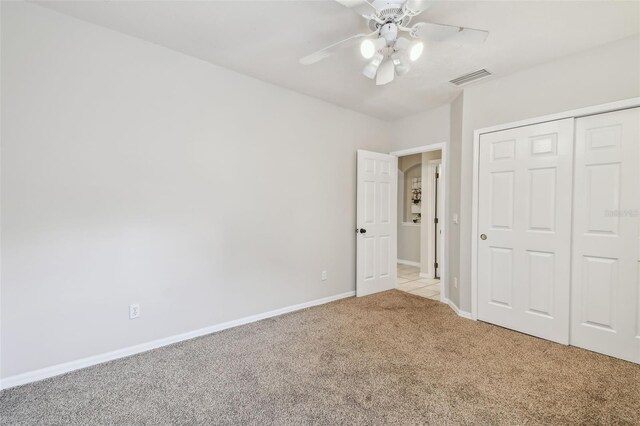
434 262 438 269
434 218 439 224
435 172 439 179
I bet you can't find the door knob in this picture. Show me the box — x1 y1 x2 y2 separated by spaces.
359 228 367 234
480 234 487 240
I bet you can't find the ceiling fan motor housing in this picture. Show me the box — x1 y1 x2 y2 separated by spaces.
367 2 411 32
379 23 399 45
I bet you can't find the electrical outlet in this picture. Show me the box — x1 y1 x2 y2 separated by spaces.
453 277 458 289
129 303 140 320
321 270 327 281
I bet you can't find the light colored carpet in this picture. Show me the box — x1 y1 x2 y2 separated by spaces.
1 290 639 425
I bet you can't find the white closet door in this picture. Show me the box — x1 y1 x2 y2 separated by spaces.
571 107 640 363
477 119 574 344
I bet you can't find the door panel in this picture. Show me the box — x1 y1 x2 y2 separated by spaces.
357 150 397 297
379 182 391 224
363 237 375 280
571 108 639 363
490 172 515 229
526 250 554 317
489 247 513 307
528 168 556 231
379 236 391 277
585 164 620 234
582 256 617 330
477 119 574 344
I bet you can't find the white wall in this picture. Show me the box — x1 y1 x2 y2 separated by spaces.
397 224 420 263
457 35 640 312
0 3 390 378
447 93 463 306
389 104 450 152
397 154 422 264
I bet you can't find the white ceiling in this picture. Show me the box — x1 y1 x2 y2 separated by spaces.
35 1 640 120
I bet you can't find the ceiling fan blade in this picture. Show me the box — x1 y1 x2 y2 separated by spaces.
335 0 378 17
300 32 373 65
376 59 395 86
412 22 489 44
403 0 436 17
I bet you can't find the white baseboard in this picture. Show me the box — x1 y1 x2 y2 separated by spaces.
0 291 355 391
419 272 433 279
443 297 473 320
397 259 420 267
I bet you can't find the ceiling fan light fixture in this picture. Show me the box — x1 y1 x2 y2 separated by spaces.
360 37 386 59
360 39 375 59
362 52 384 79
409 41 424 61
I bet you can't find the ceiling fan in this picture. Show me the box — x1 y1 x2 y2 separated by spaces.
300 0 489 86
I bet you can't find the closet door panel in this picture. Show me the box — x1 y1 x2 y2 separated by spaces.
571 107 640 363
477 119 574 344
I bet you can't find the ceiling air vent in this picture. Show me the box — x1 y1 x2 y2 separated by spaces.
449 69 492 87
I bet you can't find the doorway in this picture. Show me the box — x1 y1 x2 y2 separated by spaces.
392 144 446 302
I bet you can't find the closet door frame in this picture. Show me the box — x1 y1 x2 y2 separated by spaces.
471 97 640 322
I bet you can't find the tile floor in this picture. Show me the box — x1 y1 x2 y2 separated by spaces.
397 264 441 301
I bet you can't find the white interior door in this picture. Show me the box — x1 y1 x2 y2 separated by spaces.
435 163 443 279
477 119 574 344
357 150 397 297
425 160 442 279
570 107 640 363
